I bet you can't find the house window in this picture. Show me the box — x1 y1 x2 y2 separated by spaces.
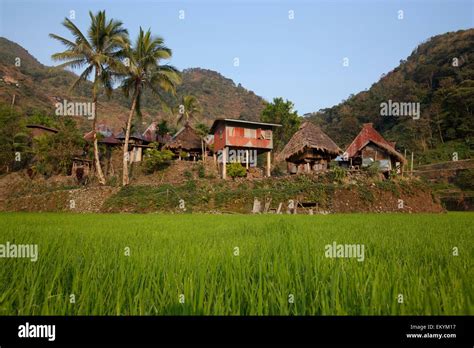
219 130 223 139
244 128 256 138
262 130 272 140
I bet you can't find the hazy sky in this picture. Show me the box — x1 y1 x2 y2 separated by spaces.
0 0 472 114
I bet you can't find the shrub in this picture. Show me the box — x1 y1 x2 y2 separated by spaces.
197 164 205 178
329 166 347 183
32 119 84 176
364 162 380 178
143 148 174 173
358 185 375 203
227 163 246 178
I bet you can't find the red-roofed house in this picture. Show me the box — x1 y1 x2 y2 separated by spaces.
342 123 406 172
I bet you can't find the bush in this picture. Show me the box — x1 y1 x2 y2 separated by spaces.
227 163 246 178
364 162 380 178
32 119 85 176
143 148 173 173
197 164 205 178
329 166 347 183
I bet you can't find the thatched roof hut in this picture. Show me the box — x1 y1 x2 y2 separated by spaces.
278 121 342 162
164 123 202 154
344 123 406 164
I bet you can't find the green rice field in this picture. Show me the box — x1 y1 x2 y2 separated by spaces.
0 212 472 315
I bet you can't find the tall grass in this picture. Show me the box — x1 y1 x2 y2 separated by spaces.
0 212 472 315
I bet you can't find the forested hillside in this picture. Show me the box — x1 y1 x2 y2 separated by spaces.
307 29 474 163
0 37 266 130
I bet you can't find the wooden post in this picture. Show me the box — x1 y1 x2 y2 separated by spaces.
246 149 249 169
410 152 414 175
404 149 407 176
266 151 271 177
222 147 227 179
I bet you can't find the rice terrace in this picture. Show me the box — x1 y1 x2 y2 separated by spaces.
0 212 472 315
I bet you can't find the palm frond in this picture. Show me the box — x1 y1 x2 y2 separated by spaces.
69 65 94 92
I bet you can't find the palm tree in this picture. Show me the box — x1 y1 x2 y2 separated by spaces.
176 95 202 126
195 123 210 162
50 10 129 185
120 27 181 186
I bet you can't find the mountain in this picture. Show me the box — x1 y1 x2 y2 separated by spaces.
0 37 266 132
307 29 474 162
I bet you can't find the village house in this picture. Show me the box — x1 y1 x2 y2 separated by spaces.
84 127 121 148
210 118 281 179
115 131 151 163
278 121 342 174
142 122 172 149
164 122 203 160
341 123 406 173
83 127 121 175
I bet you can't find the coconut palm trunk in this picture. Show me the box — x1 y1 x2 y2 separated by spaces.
92 70 106 185
122 87 139 186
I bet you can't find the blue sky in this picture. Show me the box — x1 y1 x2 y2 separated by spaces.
0 0 472 114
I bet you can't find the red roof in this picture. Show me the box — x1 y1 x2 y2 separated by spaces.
344 123 406 163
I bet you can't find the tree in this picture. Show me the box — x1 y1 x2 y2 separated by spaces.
176 95 202 126
32 118 85 176
119 27 181 186
157 120 170 135
195 123 210 162
260 97 301 152
0 105 29 173
143 144 174 173
49 10 129 185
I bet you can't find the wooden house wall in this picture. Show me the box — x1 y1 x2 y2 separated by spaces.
225 124 273 150
213 122 226 152
288 148 333 164
213 122 274 151
361 144 391 161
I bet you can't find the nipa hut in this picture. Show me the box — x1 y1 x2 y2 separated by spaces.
278 121 342 174
164 123 203 160
342 123 406 172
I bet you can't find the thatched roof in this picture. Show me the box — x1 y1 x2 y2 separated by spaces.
344 123 406 163
165 123 202 151
277 121 342 162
